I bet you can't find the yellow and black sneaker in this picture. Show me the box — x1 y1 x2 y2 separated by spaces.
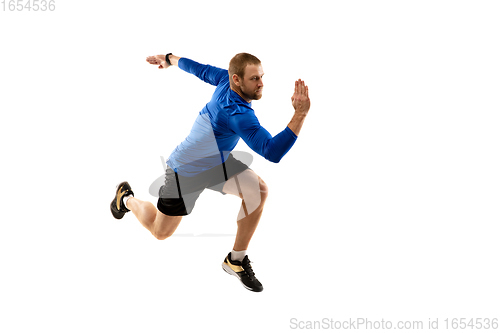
110 181 134 219
222 253 263 292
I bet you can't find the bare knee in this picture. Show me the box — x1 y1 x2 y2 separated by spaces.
153 230 174 240
259 177 269 203
245 177 268 211
245 177 268 214
151 213 182 240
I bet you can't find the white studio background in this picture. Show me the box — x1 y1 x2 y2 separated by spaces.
1 0 499 332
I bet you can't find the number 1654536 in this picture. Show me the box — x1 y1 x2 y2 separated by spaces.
2 0 55 11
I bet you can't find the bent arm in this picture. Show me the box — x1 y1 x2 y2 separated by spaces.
229 112 297 163
287 112 307 136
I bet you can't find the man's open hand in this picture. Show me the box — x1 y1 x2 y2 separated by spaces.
291 79 310 115
146 55 169 69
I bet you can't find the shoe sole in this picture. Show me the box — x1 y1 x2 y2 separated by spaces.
222 262 262 292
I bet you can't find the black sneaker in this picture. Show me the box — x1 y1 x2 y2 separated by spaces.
110 181 134 219
222 253 263 292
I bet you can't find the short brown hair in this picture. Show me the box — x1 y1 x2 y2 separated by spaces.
229 53 261 80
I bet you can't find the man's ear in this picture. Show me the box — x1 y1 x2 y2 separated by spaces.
232 74 241 86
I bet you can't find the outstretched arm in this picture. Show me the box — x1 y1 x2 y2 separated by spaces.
146 54 181 68
146 54 226 86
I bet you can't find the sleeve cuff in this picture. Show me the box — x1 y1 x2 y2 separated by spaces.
285 126 298 140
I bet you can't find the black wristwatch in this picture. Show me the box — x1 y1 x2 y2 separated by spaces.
165 53 172 66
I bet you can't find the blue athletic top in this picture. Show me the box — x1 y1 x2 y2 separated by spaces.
166 58 297 176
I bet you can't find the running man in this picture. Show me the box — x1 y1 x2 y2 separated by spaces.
110 53 310 292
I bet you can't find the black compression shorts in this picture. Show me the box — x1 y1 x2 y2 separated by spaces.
157 153 249 216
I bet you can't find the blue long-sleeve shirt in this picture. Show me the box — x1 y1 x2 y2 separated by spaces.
166 58 297 176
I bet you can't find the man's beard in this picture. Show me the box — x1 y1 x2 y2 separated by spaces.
241 85 262 101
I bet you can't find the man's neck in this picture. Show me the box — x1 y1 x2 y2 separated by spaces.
230 87 251 104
